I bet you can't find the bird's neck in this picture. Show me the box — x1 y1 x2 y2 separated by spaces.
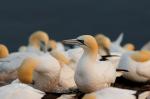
83 48 98 61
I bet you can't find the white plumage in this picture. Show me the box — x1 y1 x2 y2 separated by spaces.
0 83 45 99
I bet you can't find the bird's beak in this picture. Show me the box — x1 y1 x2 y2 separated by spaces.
62 39 81 45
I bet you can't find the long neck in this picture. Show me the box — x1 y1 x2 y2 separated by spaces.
51 49 70 65
83 46 98 61
17 59 37 84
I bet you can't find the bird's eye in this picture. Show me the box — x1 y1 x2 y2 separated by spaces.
47 48 52 52
77 40 84 44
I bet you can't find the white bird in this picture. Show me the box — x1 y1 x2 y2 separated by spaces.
0 83 45 99
118 50 150 82
17 55 61 92
82 87 150 99
25 30 49 53
95 34 122 68
0 44 14 85
65 47 83 70
0 31 50 84
47 40 77 89
142 41 150 51
63 35 125 93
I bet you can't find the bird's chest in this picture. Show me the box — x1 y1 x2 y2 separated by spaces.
33 72 59 92
75 61 97 85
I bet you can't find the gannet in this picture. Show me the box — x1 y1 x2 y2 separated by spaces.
26 30 49 53
82 87 150 99
63 35 121 93
95 34 122 68
118 50 150 82
0 31 50 83
47 40 77 89
0 44 15 84
0 83 45 99
17 55 61 92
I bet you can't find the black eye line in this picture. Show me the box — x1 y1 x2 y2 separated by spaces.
77 39 85 45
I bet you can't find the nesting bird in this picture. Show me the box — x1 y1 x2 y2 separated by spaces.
118 50 150 82
17 55 61 92
0 31 52 84
0 83 45 99
82 87 150 99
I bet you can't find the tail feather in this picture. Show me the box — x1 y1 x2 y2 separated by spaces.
113 32 124 45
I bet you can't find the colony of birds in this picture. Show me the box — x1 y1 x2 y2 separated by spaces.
0 31 150 99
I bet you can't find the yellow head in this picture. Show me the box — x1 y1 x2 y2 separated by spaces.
63 35 98 57
17 58 38 84
0 44 9 58
123 43 135 51
131 50 150 62
95 34 111 49
82 93 96 99
29 31 49 51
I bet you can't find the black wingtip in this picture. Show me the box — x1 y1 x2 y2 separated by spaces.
133 86 150 99
116 69 129 72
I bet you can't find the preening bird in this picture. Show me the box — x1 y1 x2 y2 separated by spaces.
47 39 77 89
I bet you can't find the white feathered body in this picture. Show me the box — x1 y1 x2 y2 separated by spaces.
118 52 150 82
0 83 45 99
75 53 116 92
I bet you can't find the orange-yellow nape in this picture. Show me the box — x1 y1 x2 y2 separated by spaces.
123 43 135 51
29 31 49 49
48 39 57 49
82 93 96 99
0 44 9 58
17 58 38 84
131 50 150 62
95 34 111 49
78 35 98 55
51 50 70 65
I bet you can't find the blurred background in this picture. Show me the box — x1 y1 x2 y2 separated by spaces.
0 0 149 52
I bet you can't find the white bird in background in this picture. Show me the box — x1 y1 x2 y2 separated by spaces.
0 31 50 84
123 43 135 51
0 83 45 99
95 33 135 56
82 87 150 99
95 34 122 69
0 44 15 85
142 41 150 51
65 47 83 70
18 45 27 52
47 40 77 89
26 31 49 53
63 35 127 93
118 50 150 82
